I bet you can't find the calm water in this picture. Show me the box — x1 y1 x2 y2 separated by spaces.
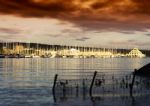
0 58 150 106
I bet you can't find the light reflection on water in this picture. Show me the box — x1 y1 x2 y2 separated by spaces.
0 58 150 106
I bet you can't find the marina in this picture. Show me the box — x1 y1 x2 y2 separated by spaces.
0 42 148 58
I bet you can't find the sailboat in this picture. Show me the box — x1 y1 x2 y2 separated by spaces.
24 42 32 58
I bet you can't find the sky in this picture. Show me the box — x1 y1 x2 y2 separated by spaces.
0 0 150 49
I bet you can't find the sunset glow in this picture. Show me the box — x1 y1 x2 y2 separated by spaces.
0 0 150 49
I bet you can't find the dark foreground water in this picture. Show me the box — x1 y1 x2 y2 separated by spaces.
0 58 150 106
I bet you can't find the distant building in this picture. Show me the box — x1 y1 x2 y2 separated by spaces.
127 48 146 58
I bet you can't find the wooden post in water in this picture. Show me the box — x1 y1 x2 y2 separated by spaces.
89 71 97 97
52 74 58 102
129 69 136 97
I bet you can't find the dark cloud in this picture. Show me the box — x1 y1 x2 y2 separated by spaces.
74 20 150 33
145 34 150 36
0 0 78 17
118 31 135 34
131 0 150 14
91 0 120 9
45 34 60 38
0 0 150 32
128 40 136 42
110 40 150 47
91 1 109 9
0 27 22 34
75 37 90 41
61 29 81 33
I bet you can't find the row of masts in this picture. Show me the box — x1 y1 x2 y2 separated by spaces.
0 42 145 58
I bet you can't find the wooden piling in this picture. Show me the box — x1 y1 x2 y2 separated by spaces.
89 71 97 97
76 84 79 97
129 69 136 97
52 74 58 102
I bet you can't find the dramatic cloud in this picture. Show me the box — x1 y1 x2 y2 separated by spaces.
0 0 150 32
0 0 150 48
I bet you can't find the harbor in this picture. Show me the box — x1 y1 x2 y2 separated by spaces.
0 42 148 58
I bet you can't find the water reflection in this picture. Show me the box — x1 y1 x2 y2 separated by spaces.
0 58 150 106
53 71 150 106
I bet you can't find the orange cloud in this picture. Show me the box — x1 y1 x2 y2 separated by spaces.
0 0 150 32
